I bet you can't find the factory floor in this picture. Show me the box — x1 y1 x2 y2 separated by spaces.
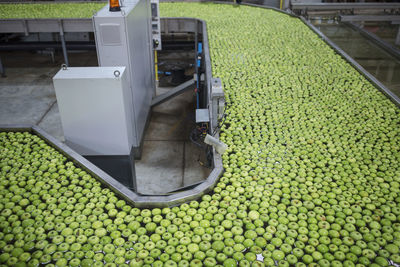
0 50 210 195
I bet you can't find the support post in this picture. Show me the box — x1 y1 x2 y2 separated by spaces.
194 23 199 109
283 0 290 10
0 57 5 77
59 20 69 67
151 79 196 107
396 25 400 46
346 22 400 59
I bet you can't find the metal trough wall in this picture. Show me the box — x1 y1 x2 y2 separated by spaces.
0 125 140 206
0 17 223 208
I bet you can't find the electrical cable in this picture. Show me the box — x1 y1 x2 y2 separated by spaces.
212 104 227 136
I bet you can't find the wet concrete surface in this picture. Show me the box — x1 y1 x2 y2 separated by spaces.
136 86 211 194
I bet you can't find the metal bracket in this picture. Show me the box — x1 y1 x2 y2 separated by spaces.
196 108 210 123
211 77 225 131
151 79 195 107
22 20 29 36
346 22 400 60
340 15 400 23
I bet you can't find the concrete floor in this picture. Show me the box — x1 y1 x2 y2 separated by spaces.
0 50 210 195
136 87 211 195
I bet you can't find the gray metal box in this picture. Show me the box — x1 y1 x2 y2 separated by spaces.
196 109 210 123
53 67 134 156
94 0 155 150
211 78 225 130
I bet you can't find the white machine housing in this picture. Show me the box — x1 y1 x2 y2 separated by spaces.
53 67 133 156
94 0 155 151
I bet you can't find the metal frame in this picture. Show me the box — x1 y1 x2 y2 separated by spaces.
340 15 400 23
0 18 93 66
211 78 225 132
160 17 212 108
345 22 400 60
299 17 400 107
0 18 93 33
291 3 400 11
0 57 5 77
151 79 196 107
151 0 162 50
0 1 106 3
397 27 400 46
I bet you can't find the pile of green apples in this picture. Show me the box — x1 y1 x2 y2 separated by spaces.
0 3 105 19
1 2 400 266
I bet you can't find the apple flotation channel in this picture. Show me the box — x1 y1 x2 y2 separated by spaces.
1 2 400 266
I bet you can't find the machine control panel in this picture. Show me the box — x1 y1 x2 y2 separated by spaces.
151 0 162 50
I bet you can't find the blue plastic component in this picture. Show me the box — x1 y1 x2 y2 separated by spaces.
197 42 203 67
158 71 171 75
196 42 202 108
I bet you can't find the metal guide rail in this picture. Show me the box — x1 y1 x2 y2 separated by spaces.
0 17 92 66
0 18 93 34
340 15 400 23
297 16 400 107
344 22 400 60
291 3 400 11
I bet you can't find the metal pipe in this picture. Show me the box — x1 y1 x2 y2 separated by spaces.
0 41 191 51
59 20 69 67
291 3 400 10
194 21 199 109
345 22 400 60
0 1 107 3
396 26 400 46
0 42 96 51
340 15 400 23
0 57 5 77
154 50 158 84
158 41 195 50
301 17 400 107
